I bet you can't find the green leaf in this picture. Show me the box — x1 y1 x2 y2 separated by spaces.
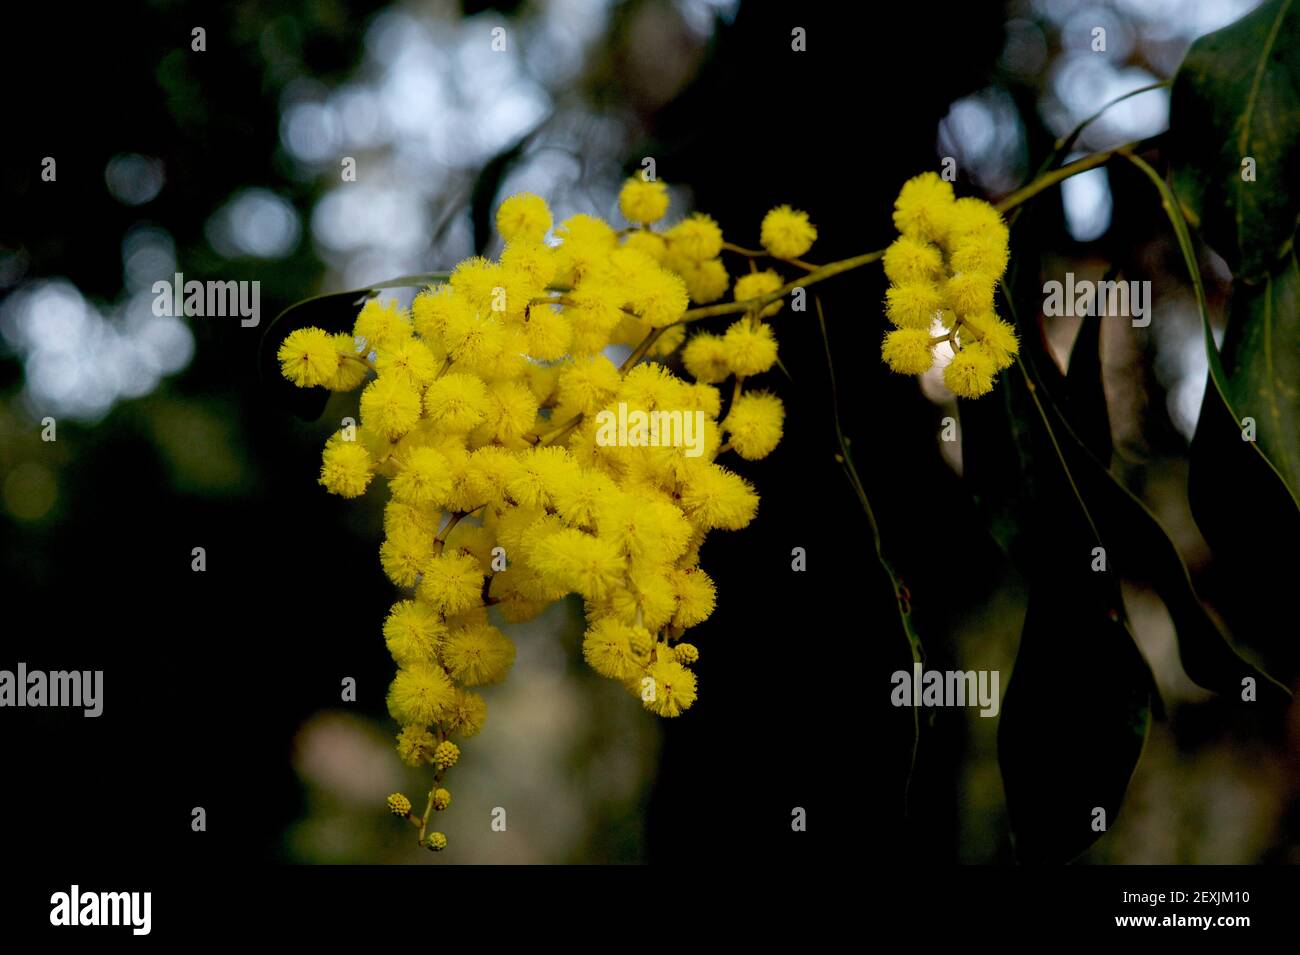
1221 251 1300 494
971 221 1155 862
1064 313 1111 465
1125 151 1300 680
999 568 1154 864
984 192 1290 859
1169 0 1300 280
988 334 1156 864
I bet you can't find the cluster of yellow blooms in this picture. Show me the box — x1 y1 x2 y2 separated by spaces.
880 173 1018 397
277 176 814 850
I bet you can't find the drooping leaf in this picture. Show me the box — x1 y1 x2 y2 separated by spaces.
987 346 1156 864
1064 312 1112 465
999 564 1154 864
1126 151 1300 681
1169 0 1300 281
1221 251 1300 495
971 214 1155 862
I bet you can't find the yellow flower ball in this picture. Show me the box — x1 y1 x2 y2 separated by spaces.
885 282 944 330
722 391 785 460
881 328 936 375
278 327 338 388
893 171 956 244
433 740 460 769
733 269 784 317
496 192 552 244
642 654 698 717
760 205 817 259
387 662 456 727
666 212 724 260
721 320 778 378
319 436 373 498
618 176 670 224
943 346 997 398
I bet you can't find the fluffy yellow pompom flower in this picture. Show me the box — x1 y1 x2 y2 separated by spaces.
885 282 944 329
387 662 456 726
760 205 817 259
418 551 485 615
960 311 1019 370
883 236 944 285
410 284 468 341
666 213 724 261
446 689 487 737
556 356 621 415
380 524 434 587
441 623 516 685
354 298 412 354
723 391 785 460
396 725 438 766
448 256 502 312
582 619 653 682
680 463 759 530
360 375 423 439
391 447 454 507
642 655 697 717
384 600 446 665
721 320 778 378
951 234 1010 278
320 435 373 498
944 272 996 317
881 328 937 375
943 346 997 398
387 793 412 816
278 327 338 388
496 192 552 244
531 527 626 600
376 337 440 388
478 381 539 446
671 568 716 628
893 171 956 244
682 332 730 384
423 373 488 432
623 230 667 263
679 257 730 303
507 446 578 510
550 469 618 530
433 740 460 769
618 176 670 224
327 333 369 391
733 270 784 318
944 196 1010 250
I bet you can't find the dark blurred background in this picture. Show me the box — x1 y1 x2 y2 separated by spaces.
2 0 1295 866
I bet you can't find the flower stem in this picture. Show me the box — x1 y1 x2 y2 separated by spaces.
675 140 1142 329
